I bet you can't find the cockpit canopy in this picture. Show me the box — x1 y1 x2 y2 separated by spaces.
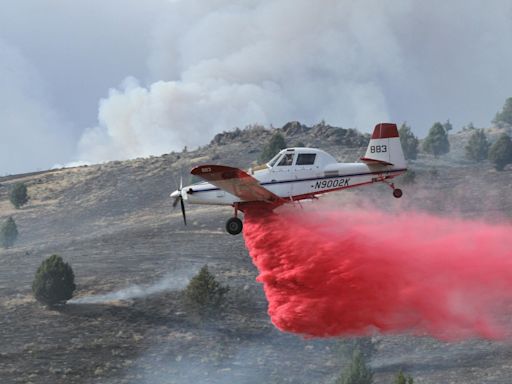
266 148 336 169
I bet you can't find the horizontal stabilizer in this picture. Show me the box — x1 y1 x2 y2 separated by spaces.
360 157 393 166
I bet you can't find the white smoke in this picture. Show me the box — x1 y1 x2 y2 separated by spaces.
76 0 402 163
0 0 168 174
74 0 512 164
70 271 193 304
1 1 512 172
0 39 74 175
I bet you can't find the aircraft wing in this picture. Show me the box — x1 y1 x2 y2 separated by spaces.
191 165 282 203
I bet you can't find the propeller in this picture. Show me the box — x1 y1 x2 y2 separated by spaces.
172 177 187 225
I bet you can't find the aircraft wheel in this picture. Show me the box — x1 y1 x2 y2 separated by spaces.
393 188 403 198
226 217 243 235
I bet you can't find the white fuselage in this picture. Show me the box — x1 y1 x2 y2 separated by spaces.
180 148 406 206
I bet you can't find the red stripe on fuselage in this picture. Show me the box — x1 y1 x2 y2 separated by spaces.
265 171 404 204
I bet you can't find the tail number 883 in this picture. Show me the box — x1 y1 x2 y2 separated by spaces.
370 145 387 153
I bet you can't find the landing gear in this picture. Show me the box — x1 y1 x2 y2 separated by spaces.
226 217 243 235
383 179 403 199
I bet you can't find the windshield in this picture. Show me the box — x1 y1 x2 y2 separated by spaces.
267 153 283 167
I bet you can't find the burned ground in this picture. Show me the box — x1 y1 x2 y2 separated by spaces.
1 123 512 383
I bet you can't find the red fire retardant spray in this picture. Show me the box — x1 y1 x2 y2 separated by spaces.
242 204 512 340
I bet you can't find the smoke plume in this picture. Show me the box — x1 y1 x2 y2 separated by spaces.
76 0 512 165
0 39 74 175
243 204 512 340
70 272 192 304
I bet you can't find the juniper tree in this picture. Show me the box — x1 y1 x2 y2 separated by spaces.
489 134 512 171
465 129 490 162
394 369 414 384
184 265 229 317
337 349 374 384
443 119 453 132
259 133 286 163
32 255 76 307
9 182 29 209
0 217 18 248
493 97 512 126
423 122 450 157
398 123 419 160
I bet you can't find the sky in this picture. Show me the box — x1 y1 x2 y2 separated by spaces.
1 0 512 175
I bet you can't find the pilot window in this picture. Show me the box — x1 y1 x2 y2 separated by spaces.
267 153 282 167
277 153 294 166
296 153 316 165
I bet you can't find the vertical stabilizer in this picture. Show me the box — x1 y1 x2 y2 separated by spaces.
361 123 406 168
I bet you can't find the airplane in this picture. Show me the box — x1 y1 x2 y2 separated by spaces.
170 123 407 235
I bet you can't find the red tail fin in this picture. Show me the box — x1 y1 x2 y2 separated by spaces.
371 123 399 139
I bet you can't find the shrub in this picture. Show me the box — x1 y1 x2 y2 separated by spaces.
0 217 18 248
488 134 512 171
32 255 76 307
183 265 229 317
422 122 450 157
338 337 377 363
394 370 414 384
465 129 490 162
337 349 374 384
258 133 286 163
493 97 512 126
398 123 419 160
9 183 29 209
443 119 453 132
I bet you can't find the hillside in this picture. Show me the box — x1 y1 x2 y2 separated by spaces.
0 122 511 384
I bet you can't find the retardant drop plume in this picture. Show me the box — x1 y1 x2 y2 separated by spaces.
242 204 512 340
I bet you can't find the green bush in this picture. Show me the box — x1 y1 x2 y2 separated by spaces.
465 129 490 162
183 265 229 317
338 337 377 362
422 122 450 157
258 133 286 163
0 217 18 248
32 255 76 307
9 182 29 209
337 349 374 384
394 370 414 384
443 119 453 132
462 122 476 131
398 123 419 160
493 97 512 126
488 134 512 171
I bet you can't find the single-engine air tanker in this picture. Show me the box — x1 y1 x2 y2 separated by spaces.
171 123 407 235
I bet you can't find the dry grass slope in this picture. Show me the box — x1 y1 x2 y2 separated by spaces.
0 123 511 383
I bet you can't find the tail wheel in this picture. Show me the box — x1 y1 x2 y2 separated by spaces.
226 217 243 235
393 188 403 198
